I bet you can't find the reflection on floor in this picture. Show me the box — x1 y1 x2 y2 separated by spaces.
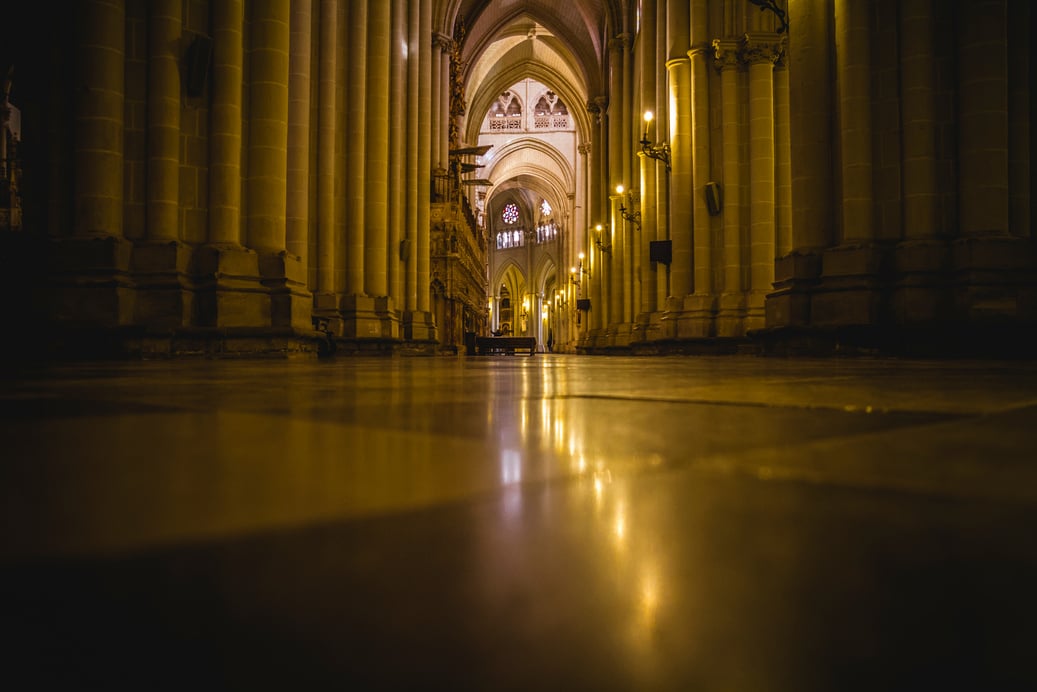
2 355 1036 690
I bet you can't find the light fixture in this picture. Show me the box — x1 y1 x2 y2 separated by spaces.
640 111 671 171
594 223 611 254
616 184 642 231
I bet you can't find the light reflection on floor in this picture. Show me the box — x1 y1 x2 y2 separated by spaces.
2 354 1036 690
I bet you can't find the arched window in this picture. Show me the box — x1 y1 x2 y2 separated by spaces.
533 90 569 129
490 92 522 131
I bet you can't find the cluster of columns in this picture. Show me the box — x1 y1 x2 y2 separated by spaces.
578 0 789 350
57 0 460 351
576 0 1031 354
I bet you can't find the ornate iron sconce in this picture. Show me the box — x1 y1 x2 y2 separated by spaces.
594 223 612 254
640 111 671 171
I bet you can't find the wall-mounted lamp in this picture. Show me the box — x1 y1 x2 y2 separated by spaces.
594 223 612 254
640 111 671 171
616 184 642 232
569 251 589 287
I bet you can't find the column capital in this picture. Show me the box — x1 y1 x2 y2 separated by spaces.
578 142 591 156
609 33 632 53
742 32 785 65
712 39 742 71
433 32 453 51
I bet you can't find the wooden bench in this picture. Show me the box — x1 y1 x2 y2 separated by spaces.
474 336 537 356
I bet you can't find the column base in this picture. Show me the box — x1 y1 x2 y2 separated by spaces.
676 294 717 339
48 235 135 327
132 241 193 328
192 245 270 328
716 292 747 337
810 243 890 327
403 309 437 344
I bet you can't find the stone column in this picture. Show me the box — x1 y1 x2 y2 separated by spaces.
900 0 939 240
345 0 367 297
74 0 125 239
316 0 337 301
953 0 1027 325
685 39 714 337
744 33 781 331
209 0 243 248
654 1 671 318
64 0 130 326
417 0 433 332
246 0 290 255
713 40 744 337
774 54 792 257
766 0 831 330
244 1 290 329
812 0 882 328
431 34 442 174
145 0 180 243
835 0 874 243
434 33 452 174
389 3 407 306
365 0 389 299
893 0 949 325
279 0 312 331
405 0 419 319
666 0 692 302
957 0 1008 237
607 37 625 342
286 0 312 264
195 0 256 329
134 0 190 330
637 0 658 336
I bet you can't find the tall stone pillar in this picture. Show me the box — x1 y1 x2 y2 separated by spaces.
135 0 189 329
245 0 290 329
64 0 130 326
654 1 671 321
665 0 692 312
416 0 435 340
196 0 255 329
606 37 627 345
345 0 367 298
208 0 244 249
246 0 290 255
389 3 407 307
952 0 1030 325
894 0 950 325
354 0 395 340
635 0 658 344
684 37 715 338
286 0 312 264
280 0 313 332
713 40 745 337
766 0 831 330
434 34 452 175
835 0 874 243
145 0 180 244
404 0 419 322
811 0 882 328
74 0 125 241
774 56 792 258
744 34 781 332
315 0 337 310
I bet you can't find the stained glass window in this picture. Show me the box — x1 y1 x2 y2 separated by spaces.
540 199 552 217
502 202 519 224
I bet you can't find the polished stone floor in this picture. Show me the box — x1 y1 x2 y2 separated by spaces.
2 353 1037 690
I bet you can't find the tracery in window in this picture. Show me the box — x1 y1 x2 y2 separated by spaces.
533 90 569 129
490 91 523 131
